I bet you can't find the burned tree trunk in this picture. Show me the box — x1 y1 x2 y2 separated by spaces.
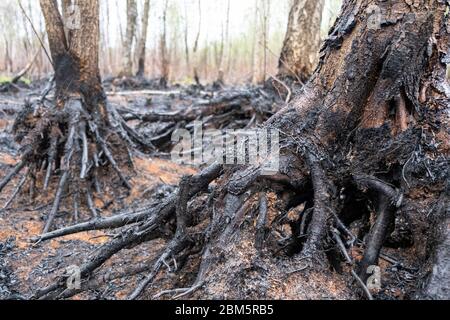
278 0 325 82
36 0 449 300
0 0 151 234
120 0 137 77
136 0 150 78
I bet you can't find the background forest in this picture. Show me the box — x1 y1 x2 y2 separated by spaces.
0 0 343 84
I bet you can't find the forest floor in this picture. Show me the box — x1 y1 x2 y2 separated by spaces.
0 80 426 300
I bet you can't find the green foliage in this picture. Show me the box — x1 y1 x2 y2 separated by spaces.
0 76 12 84
0 76 31 85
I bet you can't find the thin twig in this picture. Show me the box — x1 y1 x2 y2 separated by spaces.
268 72 292 103
17 0 54 68
332 229 373 300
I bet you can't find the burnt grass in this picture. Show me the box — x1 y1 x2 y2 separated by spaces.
0 78 437 300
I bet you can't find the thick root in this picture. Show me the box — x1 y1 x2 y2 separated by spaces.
34 163 222 300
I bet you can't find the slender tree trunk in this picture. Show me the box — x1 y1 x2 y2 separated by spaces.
20 2 33 60
250 0 258 83
256 0 270 84
104 0 113 75
159 0 169 87
213 22 225 86
115 0 124 46
3 36 12 73
120 0 137 77
278 0 325 82
192 0 202 85
223 0 231 78
136 0 150 78
262 0 270 83
183 0 190 76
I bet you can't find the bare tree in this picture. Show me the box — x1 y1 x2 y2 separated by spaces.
120 0 138 77
103 0 113 74
278 0 325 82
223 0 231 77
250 0 258 83
2 35 12 73
213 5 225 86
115 0 124 45
136 0 151 77
182 0 190 75
192 0 202 85
159 0 169 87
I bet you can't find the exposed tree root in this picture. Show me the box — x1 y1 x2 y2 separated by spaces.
255 192 269 250
128 175 195 300
354 175 399 281
2 169 29 210
332 228 373 300
30 137 438 300
33 163 223 300
0 158 28 194
34 201 165 242
301 152 334 260
0 83 157 233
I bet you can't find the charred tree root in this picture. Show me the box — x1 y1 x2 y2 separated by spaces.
46 262 156 299
117 88 276 152
2 169 29 210
33 202 166 242
31 148 411 301
126 164 223 300
354 175 400 282
34 159 408 300
255 192 269 250
0 96 153 233
332 229 373 300
301 152 335 261
128 175 195 300
0 159 28 194
34 164 223 300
